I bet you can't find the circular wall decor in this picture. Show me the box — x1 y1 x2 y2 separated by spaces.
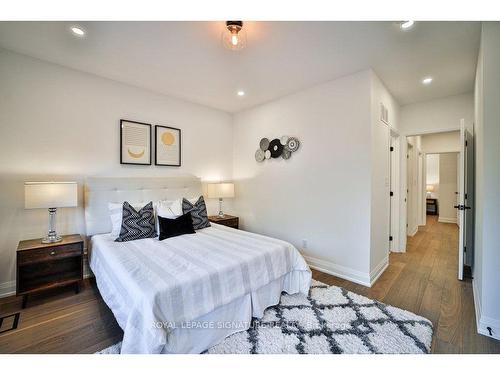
255 149 265 162
269 139 284 158
255 135 300 163
282 149 291 159
285 137 300 152
259 138 270 151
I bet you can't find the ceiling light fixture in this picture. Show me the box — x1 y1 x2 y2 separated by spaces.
400 21 415 30
222 21 247 51
70 26 85 36
237 90 245 96
422 77 433 85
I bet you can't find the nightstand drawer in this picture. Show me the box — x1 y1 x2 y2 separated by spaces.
18 244 82 265
222 218 239 228
208 215 239 229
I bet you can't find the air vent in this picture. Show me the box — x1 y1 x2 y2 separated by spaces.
380 103 389 124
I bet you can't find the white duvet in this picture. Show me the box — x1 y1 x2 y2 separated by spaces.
90 223 311 353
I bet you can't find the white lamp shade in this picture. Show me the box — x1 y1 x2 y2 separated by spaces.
207 183 235 199
25 182 78 209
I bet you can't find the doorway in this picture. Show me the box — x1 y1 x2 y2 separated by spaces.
424 152 459 225
402 126 472 281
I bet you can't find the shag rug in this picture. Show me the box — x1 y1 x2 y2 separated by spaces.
96 280 433 354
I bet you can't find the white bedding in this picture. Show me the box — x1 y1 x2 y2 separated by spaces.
90 223 311 353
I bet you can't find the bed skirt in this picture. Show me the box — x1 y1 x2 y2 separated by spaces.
91 250 310 353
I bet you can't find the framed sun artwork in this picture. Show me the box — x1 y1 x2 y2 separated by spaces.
155 125 181 167
120 119 152 165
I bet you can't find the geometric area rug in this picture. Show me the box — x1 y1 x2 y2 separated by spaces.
96 280 433 354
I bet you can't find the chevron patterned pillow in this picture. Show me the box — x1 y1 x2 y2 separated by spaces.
115 201 157 242
182 196 211 230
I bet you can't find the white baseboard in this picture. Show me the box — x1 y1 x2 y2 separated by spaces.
303 255 372 287
407 226 418 237
390 248 404 253
370 256 389 285
438 216 457 224
0 280 16 298
472 278 500 341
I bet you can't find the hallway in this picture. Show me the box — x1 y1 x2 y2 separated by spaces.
314 215 500 353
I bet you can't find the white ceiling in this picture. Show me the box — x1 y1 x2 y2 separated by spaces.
0 21 480 113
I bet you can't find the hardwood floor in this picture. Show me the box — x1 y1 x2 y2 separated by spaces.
0 215 498 353
314 216 500 353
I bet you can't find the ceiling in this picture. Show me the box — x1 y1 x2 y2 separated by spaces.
0 21 480 113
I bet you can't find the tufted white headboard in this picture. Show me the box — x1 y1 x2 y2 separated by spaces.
84 176 202 236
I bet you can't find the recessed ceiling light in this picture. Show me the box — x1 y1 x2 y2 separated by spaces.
422 77 433 85
237 90 245 96
400 21 415 30
70 26 85 36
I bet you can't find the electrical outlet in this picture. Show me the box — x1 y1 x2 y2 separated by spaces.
302 239 308 249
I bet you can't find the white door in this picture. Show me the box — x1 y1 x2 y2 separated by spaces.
389 134 399 252
457 120 474 280
464 126 474 268
457 122 465 280
406 143 413 235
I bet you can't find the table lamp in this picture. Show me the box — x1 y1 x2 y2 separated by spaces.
207 182 235 218
24 182 78 243
426 184 434 198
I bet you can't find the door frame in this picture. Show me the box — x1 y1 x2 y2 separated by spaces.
399 126 461 253
400 123 470 283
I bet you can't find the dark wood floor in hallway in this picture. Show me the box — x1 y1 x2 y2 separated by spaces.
0 215 498 353
314 215 500 353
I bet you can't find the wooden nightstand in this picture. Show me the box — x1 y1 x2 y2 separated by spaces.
426 198 438 215
16 234 84 308
208 215 239 229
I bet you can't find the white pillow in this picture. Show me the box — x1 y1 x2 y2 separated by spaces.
155 199 183 234
186 197 201 205
108 202 145 237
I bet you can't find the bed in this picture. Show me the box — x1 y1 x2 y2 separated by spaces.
85 176 311 354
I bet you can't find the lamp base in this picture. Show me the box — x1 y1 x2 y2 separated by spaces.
218 198 225 218
42 208 62 243
42 234 62 244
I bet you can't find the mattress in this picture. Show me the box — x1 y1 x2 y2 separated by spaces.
89 223 311 353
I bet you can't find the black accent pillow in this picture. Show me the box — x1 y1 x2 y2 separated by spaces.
182 196 211 230
158 212 196 241
115 201 157 242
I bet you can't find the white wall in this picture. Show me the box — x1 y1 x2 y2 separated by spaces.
0 49 234 295
421 131 460 153
232 70 375 286
473 22 500 341
438 153 458 223
232 69 399 286
426 154 439 198
400 93 473 135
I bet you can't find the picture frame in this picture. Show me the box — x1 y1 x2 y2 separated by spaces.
120 119 152 165
155 125 182 167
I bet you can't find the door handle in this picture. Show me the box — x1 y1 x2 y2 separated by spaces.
454 205 464 210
